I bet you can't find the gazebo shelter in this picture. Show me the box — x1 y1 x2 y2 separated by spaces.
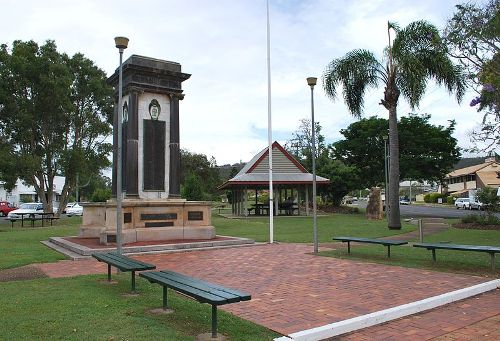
218 141 329 216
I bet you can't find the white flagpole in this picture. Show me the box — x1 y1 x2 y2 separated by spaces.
266 0 274 243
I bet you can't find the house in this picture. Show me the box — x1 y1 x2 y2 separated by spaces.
0 176 66 206
440 157 500 196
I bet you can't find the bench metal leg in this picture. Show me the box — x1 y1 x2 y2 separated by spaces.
431 249 436 262
211 305 218 338
490 253 495 272
107 264 112 282
163 286 169 310
387 245 391 258
131 271 136 292
347 241 351 254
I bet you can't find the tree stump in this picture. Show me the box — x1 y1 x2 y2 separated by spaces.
366 187 383 220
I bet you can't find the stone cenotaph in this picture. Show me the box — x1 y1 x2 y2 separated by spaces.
79 55 215 244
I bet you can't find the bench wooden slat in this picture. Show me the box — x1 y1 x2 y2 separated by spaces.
93 252 155 271
333 236 408 246
140 272 230 304
160 271 251 301
413 243 500 252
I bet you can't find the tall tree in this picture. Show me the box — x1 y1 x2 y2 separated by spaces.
180 149 220 201
444 0 500 152
323 21 465 229
0 40 113 214
333 115 460 187
284 118 326 171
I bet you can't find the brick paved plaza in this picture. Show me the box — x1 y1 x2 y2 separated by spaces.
36 243 499 340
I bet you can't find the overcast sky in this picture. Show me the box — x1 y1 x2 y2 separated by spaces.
1 0 490 165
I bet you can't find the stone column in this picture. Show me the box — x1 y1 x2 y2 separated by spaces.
125 91 139 197
168 93 182 198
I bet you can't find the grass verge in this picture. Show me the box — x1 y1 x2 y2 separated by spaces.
0 273 279 340
321 227 500 277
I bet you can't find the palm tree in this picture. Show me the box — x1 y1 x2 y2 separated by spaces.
323 21 465 229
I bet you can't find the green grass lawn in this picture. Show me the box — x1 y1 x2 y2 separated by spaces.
0 274 279 341
320 227 500 276
213 213 416 243
0 216 80 270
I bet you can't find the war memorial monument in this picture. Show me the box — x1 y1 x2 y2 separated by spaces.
79 55 215 245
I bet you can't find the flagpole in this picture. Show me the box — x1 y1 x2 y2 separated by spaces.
266 0 274 243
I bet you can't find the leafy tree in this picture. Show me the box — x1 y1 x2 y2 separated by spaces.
285 119 359 206
284 118 326 171
323 21 465 229
180 149 220 201
476 186 500 214
333 115 460 187
0 40 113 214
181 173 204 201
444 0 500 152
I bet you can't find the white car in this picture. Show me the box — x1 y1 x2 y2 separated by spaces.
66 203 83 217
454 198 470 210
7 202 44 220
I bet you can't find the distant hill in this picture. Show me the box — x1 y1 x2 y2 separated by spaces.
218 162 245 183
453 155 498 170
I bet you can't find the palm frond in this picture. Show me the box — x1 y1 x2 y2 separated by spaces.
322 49 385 118
392 20 466 108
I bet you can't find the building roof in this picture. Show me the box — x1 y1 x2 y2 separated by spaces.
219 141 329 189
446 161 495 177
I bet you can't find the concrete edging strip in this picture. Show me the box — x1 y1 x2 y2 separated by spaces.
274 279 500 341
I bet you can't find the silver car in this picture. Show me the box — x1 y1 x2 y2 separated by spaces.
454 198 470 210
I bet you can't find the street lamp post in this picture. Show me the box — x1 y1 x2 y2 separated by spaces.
115 36 129 255
383 135 389 219
307 77 318 254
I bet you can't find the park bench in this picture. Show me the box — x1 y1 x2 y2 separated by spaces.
413 242 500 271
92 252 156 291
332 236 408 258
140 270 251 338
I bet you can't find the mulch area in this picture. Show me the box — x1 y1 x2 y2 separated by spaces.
452 223 500 231
64 235 237 248
0 265 48 282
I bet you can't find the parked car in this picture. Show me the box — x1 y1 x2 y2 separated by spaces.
470 200 484 210
66 203 83 217
399 198 410 205
62 202 76 214
7 202 44 220
454 198 470 210
0 201 16 216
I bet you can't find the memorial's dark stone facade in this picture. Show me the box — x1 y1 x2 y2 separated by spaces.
108 55 191 198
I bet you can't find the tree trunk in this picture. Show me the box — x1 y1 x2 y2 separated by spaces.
387 106 401 229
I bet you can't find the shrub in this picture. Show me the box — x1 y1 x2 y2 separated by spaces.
446 196 455 204
461 214 500 225
424 192 447 203
91 188 111 202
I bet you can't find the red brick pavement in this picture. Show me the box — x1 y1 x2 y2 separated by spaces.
35 243 498 338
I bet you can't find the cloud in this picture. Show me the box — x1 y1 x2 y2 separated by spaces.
0 0 489 166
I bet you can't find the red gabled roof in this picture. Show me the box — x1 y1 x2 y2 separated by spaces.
247 141 308 173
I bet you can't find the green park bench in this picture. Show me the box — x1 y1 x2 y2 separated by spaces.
140 270 251 339
413 242 500 271
332 236 408 258
92 252 156 291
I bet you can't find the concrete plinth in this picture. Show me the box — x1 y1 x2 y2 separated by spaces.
79 199 215 245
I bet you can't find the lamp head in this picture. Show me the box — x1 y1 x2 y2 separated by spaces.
114 36 129 50
307 77 317 87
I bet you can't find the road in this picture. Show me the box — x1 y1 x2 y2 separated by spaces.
357 201 500 219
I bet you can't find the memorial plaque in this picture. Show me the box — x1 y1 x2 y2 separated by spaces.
145 221 174 227
141 213 177 220
143 120 165 190
188 211 203 221
124 213 132 223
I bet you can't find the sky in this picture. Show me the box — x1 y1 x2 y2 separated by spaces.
1 0 491 166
